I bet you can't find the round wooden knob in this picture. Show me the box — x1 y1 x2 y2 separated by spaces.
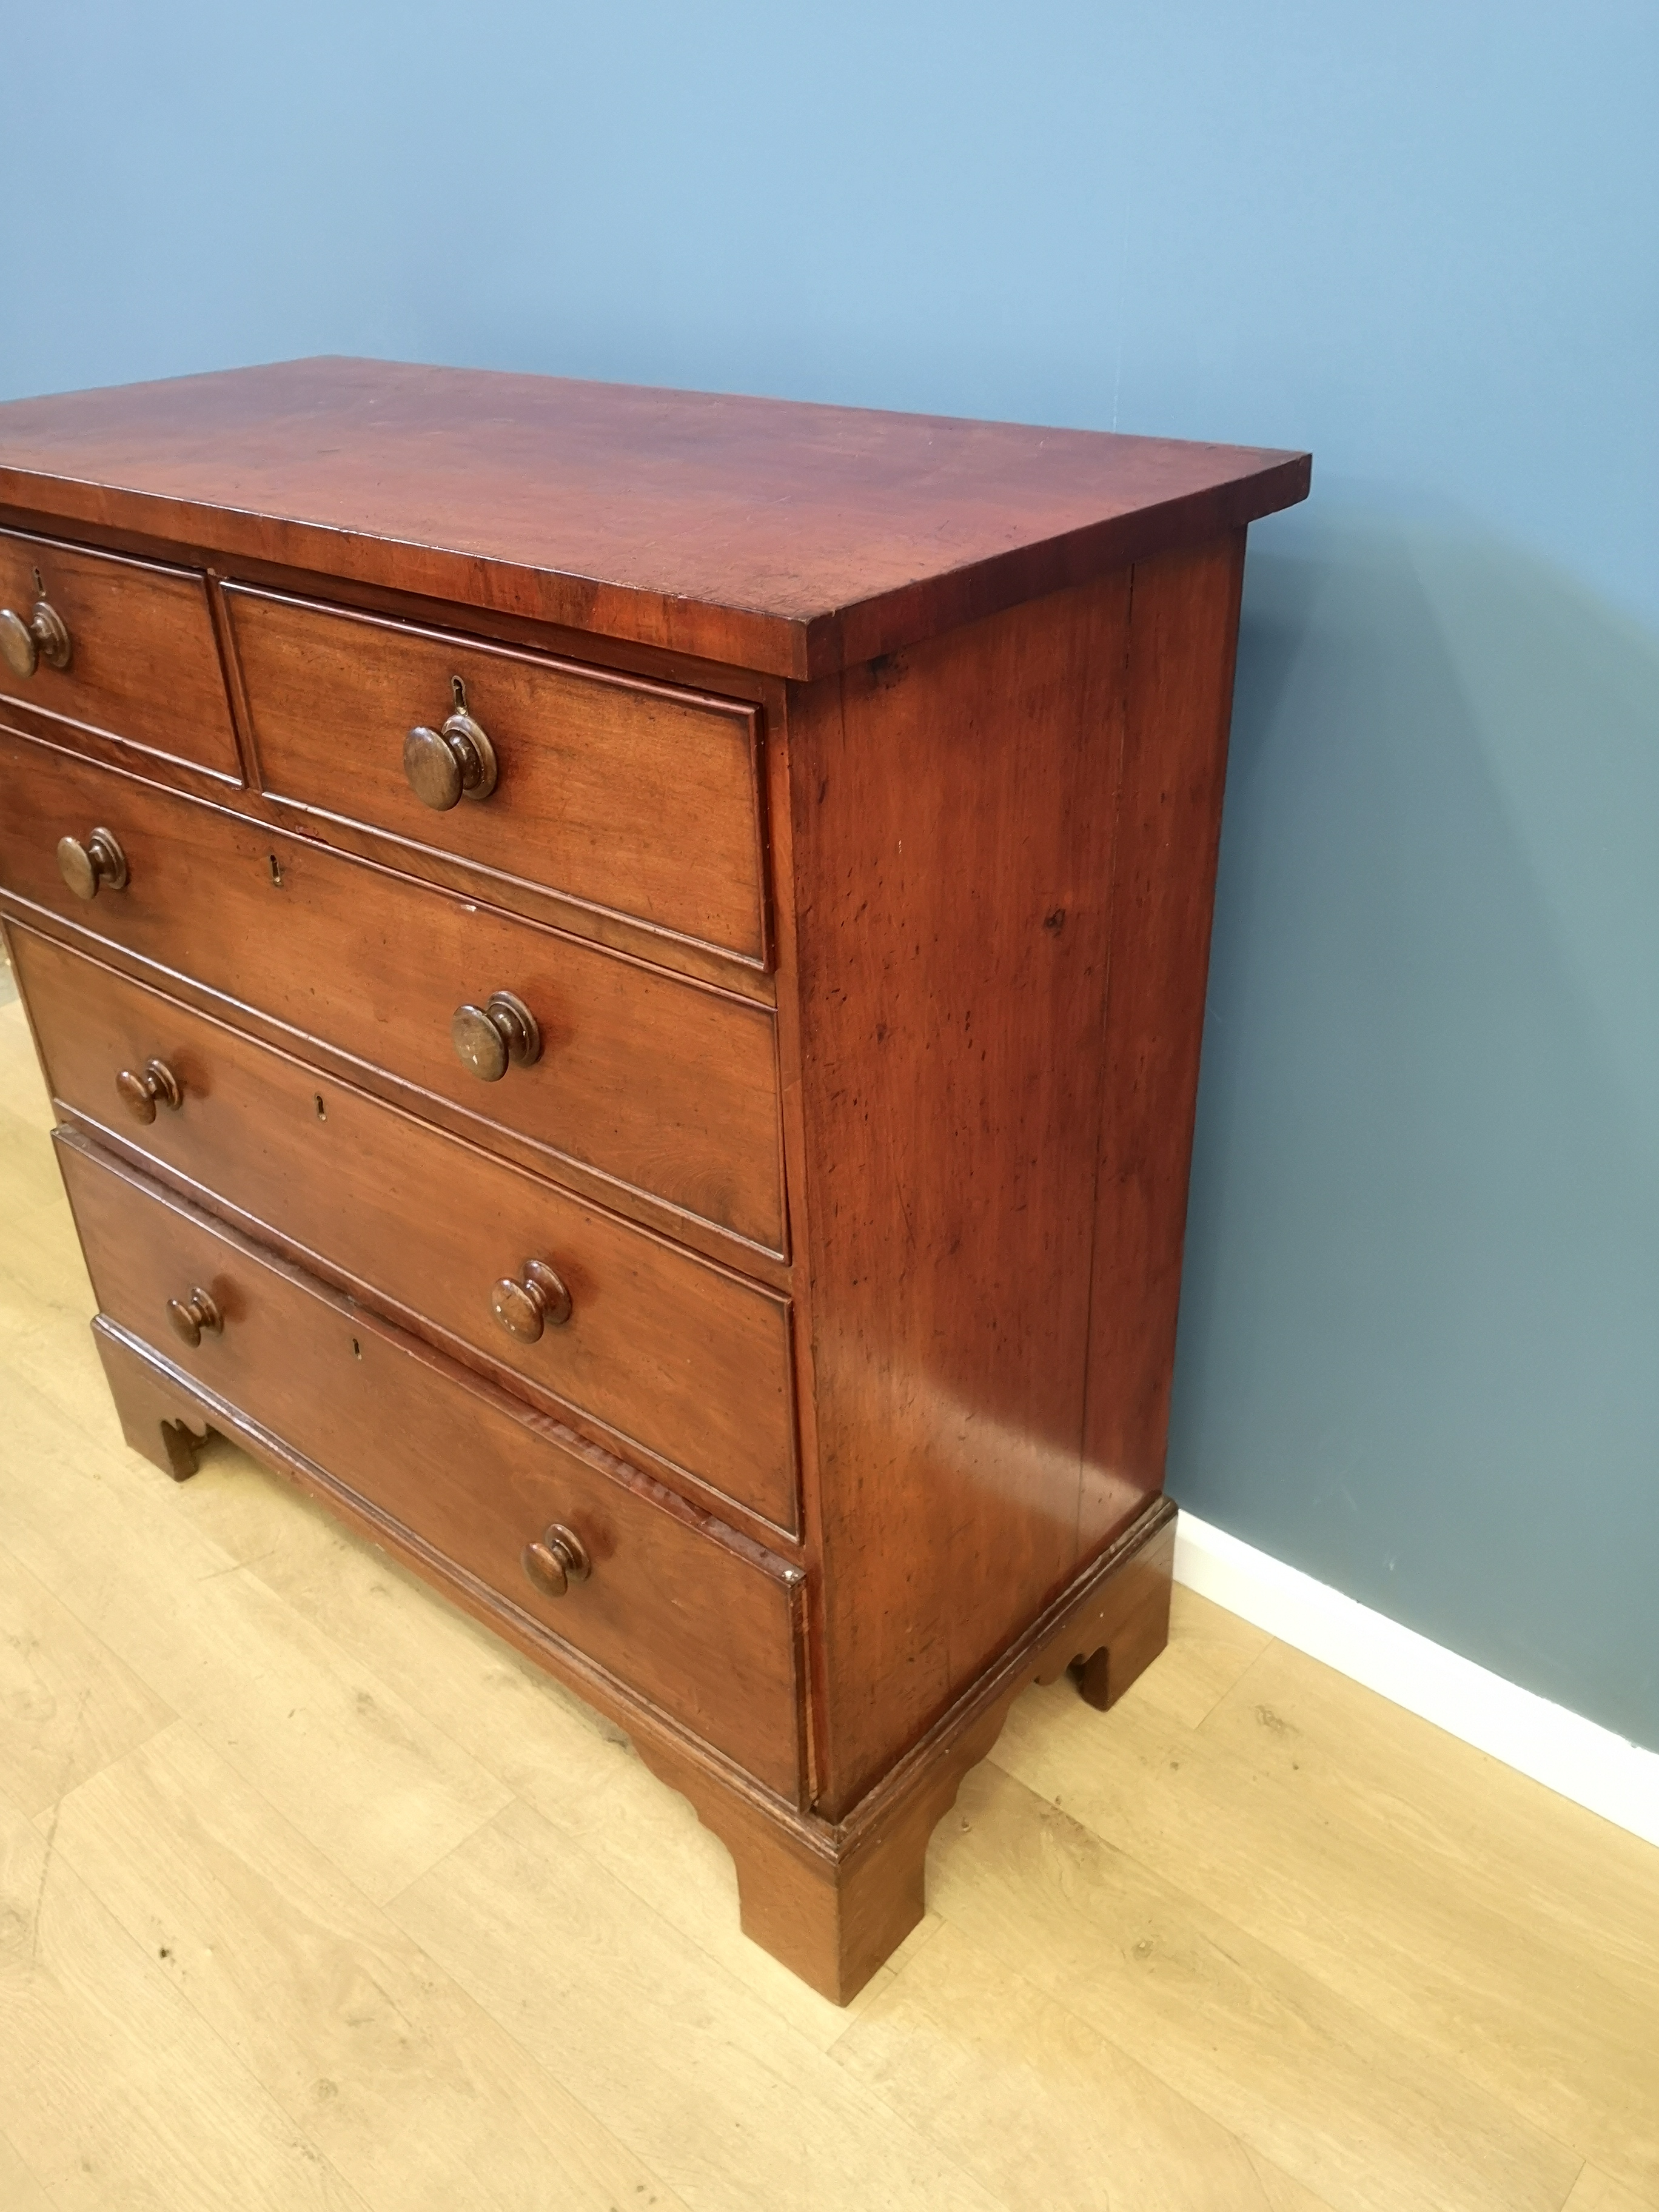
451 991 540 1082
404 707 497 811
116 1058 183 1125
0 596 72 680
521 1523 591 1600
166 1285 223 1349
491 1258 572 1342
56 826 129 901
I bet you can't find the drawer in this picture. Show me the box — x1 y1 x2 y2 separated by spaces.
0 731 785 1252
223 587 768 964
0 526 240 779
14 924 798 1532
57 1130 806 1800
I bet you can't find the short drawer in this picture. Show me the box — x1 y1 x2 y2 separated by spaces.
224 587 768 964
0 526 240 779
0 730 785 1252
57 1131 806 1800
14 924 798 1532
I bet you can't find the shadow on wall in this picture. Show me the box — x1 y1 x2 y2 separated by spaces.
1168 491 1659 1752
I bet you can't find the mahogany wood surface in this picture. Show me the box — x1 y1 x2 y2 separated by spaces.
58 1130 806 1800
90 1315 826 1848
0 729 785 1250
12 924 799 1535
706 1500 1177 2002
0 359 1309 1997
0 358 1309 678
1079 534 1248 1549
780 541 1258 1812
785 570 1134 1812
224 586 769 964
2 557 783 1006
0 523 241 779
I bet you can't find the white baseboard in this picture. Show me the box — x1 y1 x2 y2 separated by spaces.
1171 1509 1659 1850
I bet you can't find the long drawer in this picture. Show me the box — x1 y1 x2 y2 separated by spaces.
13 923 798 1532
56 1130 806 1800
0 729 785 1252
224 586 768 964
1 526 241 779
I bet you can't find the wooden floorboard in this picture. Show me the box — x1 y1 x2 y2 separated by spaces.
2 987 1656 2212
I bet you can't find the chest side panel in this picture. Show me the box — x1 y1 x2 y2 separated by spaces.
1079 532 1248 1547
786 572 1136 1814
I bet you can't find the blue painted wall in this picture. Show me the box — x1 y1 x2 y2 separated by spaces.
4 1 1655 1746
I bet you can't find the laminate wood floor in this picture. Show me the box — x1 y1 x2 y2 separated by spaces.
1 981 1655 2212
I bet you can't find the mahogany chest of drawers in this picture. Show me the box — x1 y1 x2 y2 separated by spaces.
0 360 1308 1999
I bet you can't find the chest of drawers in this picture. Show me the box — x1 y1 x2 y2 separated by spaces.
0 360 1307 2000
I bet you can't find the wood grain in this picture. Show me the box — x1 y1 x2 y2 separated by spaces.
0 358 1309 678
162 1439 908 2054
0 1786 368 2211
43 1722 695 2212
0 2130 53 2212
1191 1644 1659 2200
0 1542 173 1818
1121 1580 1273 1731
389 1795 1011 2212
783 571 1133 1811
15 924 799 1534
1560 2165 1656 2212
224 585 768 963
928 1763 1583 2212
0 728 786 1251
0 523 242 780
58 1132 807 1800
0 1386 512 1908
1079 532 1248 1549
1200 1640 1659 1996
836 1919 1340 2211
663 1501 1177 2005
995 1677 1659 2200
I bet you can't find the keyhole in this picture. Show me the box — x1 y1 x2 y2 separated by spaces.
267 854 283 886
452 674 468 714
350 1338 362 1359
313 1094 327 1121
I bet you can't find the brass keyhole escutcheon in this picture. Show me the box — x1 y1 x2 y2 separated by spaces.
404 677 498 811
451 990 540 1082
166 1285 223 1349
56 826 129 900
491 1258 573 1343
521 1523 591 1600
0 594 72 680
116 1057 183 1125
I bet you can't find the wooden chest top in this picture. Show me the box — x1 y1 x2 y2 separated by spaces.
0 356 1309 677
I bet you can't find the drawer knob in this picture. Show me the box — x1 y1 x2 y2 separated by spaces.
451 990 541 1082
0 594 72 680
404 682 498 811
56 826 129 900
116 1057 183 1124
521 1522 591 1600
491 1258 573 1342
166 1285 223 1349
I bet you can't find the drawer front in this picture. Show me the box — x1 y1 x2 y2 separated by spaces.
224 587 768 963
0 527 240 779
58 1131 805 1799
0 731 785 1252
15 925 798 1532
